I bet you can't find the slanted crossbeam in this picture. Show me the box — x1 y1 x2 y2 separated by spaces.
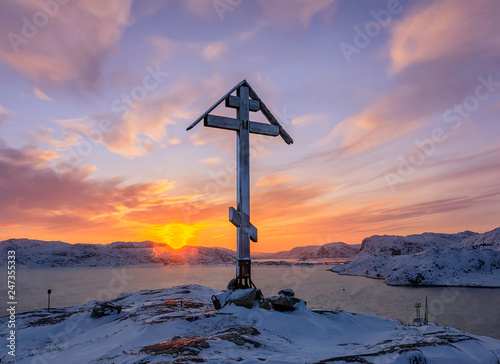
187 79 292 289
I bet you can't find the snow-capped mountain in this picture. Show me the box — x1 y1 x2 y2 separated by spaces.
0 239 236 268
2 284 499 363
0 238 361 268
253 242 359 260
331 228 500 287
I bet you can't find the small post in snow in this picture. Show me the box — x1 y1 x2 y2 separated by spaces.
47 289 51 311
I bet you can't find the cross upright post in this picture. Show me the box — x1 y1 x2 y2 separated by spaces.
236 85 252 288
187 80 293 289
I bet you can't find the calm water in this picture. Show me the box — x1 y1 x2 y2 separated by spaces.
1 265 499 339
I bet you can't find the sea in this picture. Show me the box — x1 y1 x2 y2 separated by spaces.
1 263 499 340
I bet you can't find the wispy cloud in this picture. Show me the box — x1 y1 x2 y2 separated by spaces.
202 42 230 61
255 172 301 188
198 157 221 166
389 0 500 74
291 114 329 128
33 86 52 101
323 0 500 154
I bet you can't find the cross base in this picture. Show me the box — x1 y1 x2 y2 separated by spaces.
236 259 256 289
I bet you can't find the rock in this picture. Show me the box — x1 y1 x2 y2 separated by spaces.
278 289 294 297
259 301 272 310
226 278 238 291
211 294 222 310
91 302 122 318
212 290 231 309
212 282 304 311
265 289 306 312
212 279 238 309
227 288 262 309
212 279 263 309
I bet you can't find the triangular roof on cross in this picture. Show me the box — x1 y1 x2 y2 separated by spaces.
186 79 293 144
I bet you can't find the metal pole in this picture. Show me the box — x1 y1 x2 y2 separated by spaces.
48 289 51 311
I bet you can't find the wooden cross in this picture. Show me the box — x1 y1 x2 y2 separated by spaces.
187 80 293 289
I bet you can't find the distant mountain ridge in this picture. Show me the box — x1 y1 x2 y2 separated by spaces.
0 239 236 268
0 239 359 268
331 227 500 287
253 242 360 260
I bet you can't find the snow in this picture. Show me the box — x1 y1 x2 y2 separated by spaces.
331 228 500 287
0 239 236 268
1 285 499 363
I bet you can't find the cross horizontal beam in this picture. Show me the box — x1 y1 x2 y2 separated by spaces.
229 207 257 242
204 115 280 137
226 95 260 112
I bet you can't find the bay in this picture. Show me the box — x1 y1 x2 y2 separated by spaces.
1 264 498 340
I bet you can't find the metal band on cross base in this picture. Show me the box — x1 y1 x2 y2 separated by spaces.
187 79 293 290
236 260 256 289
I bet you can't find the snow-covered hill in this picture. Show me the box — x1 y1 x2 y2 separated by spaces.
2 284 499 363
331 228 500 287
254 242 359 260
0 239 236 268
0 238 360 268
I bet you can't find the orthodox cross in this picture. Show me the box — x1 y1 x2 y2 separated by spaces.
187 80 293 289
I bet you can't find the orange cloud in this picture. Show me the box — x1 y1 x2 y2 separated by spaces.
88 74 231 158
0 143 179 242
199 157 221 166
320 93 425 152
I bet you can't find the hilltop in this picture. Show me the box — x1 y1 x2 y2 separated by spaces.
331 227 500 287
1 285 499 363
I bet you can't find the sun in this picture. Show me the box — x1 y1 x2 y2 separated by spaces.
144 223 198 249
164 223 198 249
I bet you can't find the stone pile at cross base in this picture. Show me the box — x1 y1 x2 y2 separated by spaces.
212 279 306 312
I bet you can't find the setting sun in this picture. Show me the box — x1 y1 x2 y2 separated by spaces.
144 223 199 249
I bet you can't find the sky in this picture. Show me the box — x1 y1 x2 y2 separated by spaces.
1 0 499 252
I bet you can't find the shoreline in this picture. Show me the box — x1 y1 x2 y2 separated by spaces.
330 270 500 288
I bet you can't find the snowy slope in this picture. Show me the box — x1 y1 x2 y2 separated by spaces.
0 239 236 268
1 285 499 363
331 228 500 287
254 242 359 259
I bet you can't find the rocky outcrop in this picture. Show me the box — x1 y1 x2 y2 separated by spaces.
211 281 305 311
262 289 306 312
91 302 122 318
